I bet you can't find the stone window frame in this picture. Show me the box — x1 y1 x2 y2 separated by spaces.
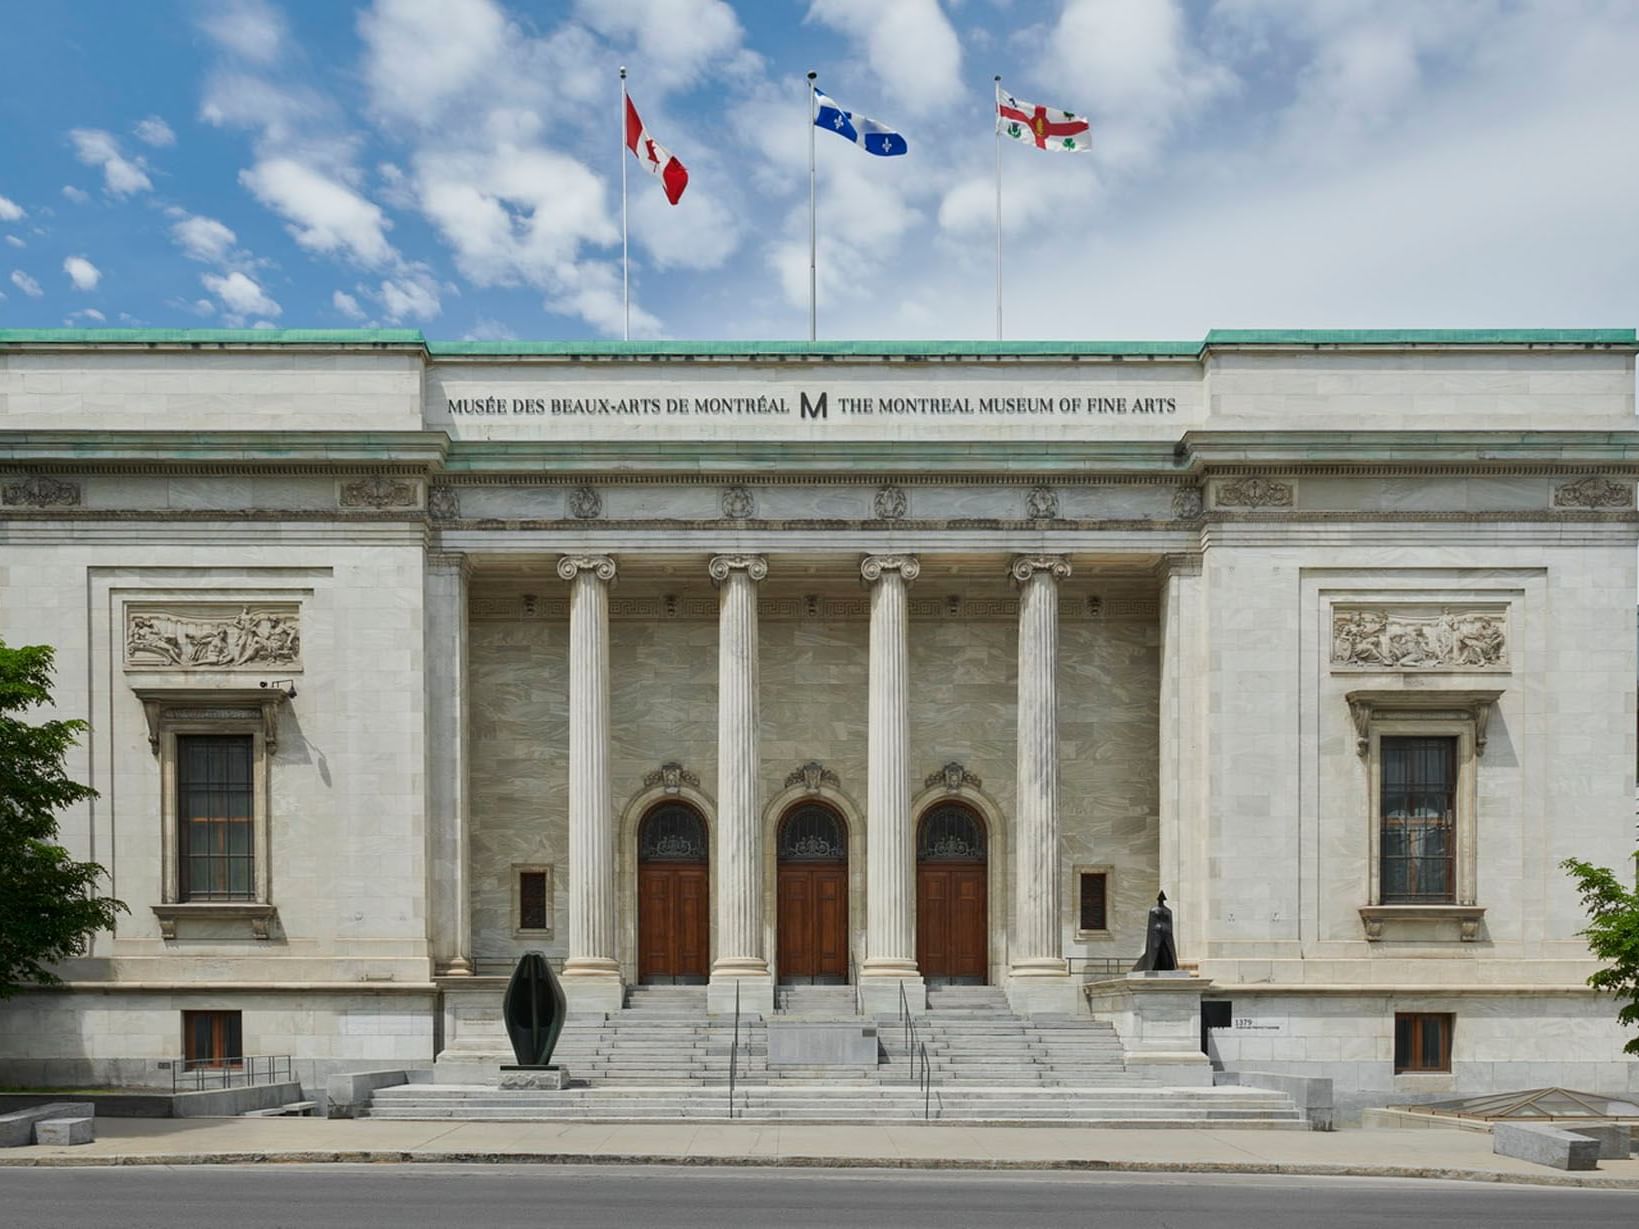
512 864 554 938
1348 688 1499 942
1072 863 1114 941
136 687 283 940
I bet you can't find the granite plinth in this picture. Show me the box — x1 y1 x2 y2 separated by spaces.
33 1116 94 1145
497 1066 570 1091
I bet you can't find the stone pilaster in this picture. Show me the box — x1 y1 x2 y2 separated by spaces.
556 553 623 1012
707 554 773 1014
425 551 473 976
1008 554 1076 1015
859 554 924 1013
1159 553 1207 964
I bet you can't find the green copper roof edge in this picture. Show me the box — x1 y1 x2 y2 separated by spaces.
0 328 1632 352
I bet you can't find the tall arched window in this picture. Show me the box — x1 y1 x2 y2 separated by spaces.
777 802 847 862
916 802 987 862
637 802 709 862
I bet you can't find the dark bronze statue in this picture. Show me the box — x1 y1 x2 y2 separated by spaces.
501 950 567 1067
1131 891 1179 973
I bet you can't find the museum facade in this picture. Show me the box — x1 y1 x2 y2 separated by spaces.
1 327 1636 1111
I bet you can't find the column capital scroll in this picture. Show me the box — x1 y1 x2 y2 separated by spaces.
708 554 769 583
556 554 617 583
425 550 472 578
1010 554 1072 584
860 553 920 584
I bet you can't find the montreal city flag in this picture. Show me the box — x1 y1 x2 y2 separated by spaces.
996 86 1091 152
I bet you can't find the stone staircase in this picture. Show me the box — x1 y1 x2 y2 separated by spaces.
400 981 1307 1127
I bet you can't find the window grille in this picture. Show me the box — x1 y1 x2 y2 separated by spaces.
518 869 549 931
637 802 709 862
178 735 255 901
1394 1012 1453 1073
777 803 847 861
1380 736 1456 904
1079 872 1108 931
917 802 987 862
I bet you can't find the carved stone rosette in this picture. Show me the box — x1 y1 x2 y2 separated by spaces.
125 604 301 670
873 484 908 521
708 554 769 583
1010 554 1072 585
785 760 841 793
720 485 755 519
1025 486 1059 520
556 554 618 583
340 475 420 509
860 554 920 584
1332 607 1507 671
1171 486 1205 518
643 760 701 795
1552 475 1633 509
1215 477 1293 508
2 474 80 507
426 486 460 521
568 485 603 519
925 761 982 792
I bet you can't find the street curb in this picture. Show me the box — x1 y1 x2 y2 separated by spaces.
1 1151 1636 1190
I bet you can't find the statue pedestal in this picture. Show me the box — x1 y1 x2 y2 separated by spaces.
498 1065 570 1090
1084 972 1213 1086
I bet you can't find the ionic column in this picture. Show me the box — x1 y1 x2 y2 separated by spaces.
557 553 623 1011
425 551 473 975
707 554 773 1014
1008 554 1073 1009
859 554 923 1011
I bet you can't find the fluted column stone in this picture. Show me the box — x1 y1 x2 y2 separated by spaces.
707 554 773 1014
557 553 623 1012
425 551 473 975
859 554 924 1012
1007 554 1074 1014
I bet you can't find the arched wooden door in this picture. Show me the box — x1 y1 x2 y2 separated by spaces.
916 801 988 985
636 801 710 984
776 802 849 985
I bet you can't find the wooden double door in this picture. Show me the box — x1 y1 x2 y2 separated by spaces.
916 863 988 983
777 864 848 983
637 863 709 984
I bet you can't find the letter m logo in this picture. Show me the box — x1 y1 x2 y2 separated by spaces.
800 391 828 420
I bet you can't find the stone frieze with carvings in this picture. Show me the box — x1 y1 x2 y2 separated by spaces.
1331 606 1506 671
126 604 301 670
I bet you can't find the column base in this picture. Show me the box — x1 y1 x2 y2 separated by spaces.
560 957 625 1015
857 968 925 1016
438 956 474 977
707 964 773 1016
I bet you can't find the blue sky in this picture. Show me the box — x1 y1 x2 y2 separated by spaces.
1 0 1636 341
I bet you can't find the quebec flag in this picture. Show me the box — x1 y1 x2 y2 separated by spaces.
814 90 907 156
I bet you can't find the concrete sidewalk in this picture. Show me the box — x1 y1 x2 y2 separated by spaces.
0 1117 1636 1189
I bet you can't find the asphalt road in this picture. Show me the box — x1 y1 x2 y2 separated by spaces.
1 1164 1633 1228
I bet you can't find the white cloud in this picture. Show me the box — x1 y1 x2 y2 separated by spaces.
0 195 23 221
4 235 23 248
65 307 106 324
200 0 286 63
240 158 395 267
575 0 755 92
358 0 510 126
10 270 43 297
202 270 281 322
61 185 90 204
807 0 963 115
461 317 517 341
374 270 442 321
68 128 153 196
62 255 101 291
332 289 365 319
170 213 238 263
134 115 176 147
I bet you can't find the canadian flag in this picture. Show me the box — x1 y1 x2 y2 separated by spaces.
625 96 688 206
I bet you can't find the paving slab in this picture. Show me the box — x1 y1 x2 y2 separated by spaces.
0 1116 1634 1189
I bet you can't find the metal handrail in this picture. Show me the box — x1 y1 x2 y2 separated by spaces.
850 952 859 1016
918 1040 932 1121
728 979 741 1119
168 1054 292 1093
1066 956 1138 980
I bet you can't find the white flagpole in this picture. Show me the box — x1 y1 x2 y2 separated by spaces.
994 75 1003 342
807 71 818 342
620 66 629 342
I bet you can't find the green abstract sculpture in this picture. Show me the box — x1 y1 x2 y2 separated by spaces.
502 950 567 1067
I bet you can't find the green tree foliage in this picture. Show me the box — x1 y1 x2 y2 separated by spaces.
0 639 126 996
1561 853 1639 1056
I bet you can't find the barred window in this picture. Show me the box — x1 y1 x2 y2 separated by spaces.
183 1010 242 1070
1079 872 1108 932
1380 737 1456 904
178 735 255 901
1394 1012 1453 1073
518 869 549 932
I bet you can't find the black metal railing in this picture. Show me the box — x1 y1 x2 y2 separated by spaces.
727 978 741 1119
850 952 859 1016
168 1054 292 1093
897 980 936 1121
1066 956 1136 980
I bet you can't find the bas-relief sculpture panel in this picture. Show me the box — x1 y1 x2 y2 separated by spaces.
125 604 301 669
1331 606 1507 671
